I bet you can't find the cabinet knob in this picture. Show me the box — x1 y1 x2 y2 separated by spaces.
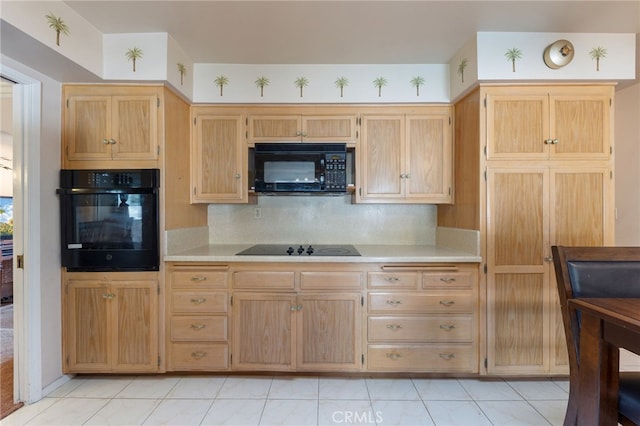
103 138 110 145
552 138 559 144
109 138 116 144
235 173 241 179
544 256 554 263
102 293 115 299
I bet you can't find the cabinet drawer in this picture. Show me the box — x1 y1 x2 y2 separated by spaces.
368 316 473 342
300 271 362 290
368 272 418 289
170 316 228 341
171 291 228 313
367 344 475 372
170 343 229 371
171 270 228 289
422 271 473 289
232 271 295 290
368 292 473 313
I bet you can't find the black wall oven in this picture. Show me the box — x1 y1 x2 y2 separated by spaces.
58 169 160 272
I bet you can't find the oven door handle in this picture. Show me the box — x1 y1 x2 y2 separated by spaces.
57 188 158 195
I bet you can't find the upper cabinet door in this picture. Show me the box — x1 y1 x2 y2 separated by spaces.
485 86 612 161
359 115 405 200
63 86 161 165
248 115 301 141
65 95 112 161
549 93 611 160
110 95 159 160
191 113 248 203
405 114 452 202
302 115 357 143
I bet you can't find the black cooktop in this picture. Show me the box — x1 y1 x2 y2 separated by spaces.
236 244 361 257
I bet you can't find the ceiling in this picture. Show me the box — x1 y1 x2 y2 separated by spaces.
64 0 640 65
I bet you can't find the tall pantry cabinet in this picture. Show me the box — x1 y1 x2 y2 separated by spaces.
439 84 615 375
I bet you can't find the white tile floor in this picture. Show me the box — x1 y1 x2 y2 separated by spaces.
1 375 570 426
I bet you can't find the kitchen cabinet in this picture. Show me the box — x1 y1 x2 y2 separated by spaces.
62 85 160 166
62 271 159 373
231 266 363 372
485 86 611 160
366 264 479 372
438 84 615 376
248 114 357 143
166 264 230 371
485 164 612 374
358 111 452 203
190 109 251 203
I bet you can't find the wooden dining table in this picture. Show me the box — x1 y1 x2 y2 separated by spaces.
568 298 640 426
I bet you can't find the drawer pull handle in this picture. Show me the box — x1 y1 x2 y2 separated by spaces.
102 293 115 299
386 300 402 306
439 324 456 331
190 276 208 282
385 352 402 360
384 277 400 282
190 323 206 330
191 351 207 359
439 300 455 307
386 324 403 330
439 277 456 283
439 353 456 360
190 297 207 304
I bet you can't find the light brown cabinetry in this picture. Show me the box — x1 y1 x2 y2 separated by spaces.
439 84 615 376
62 271 159 373
358 111 452 203
62 85 160 167
366 264 479 372
166 264 230 371
190 109 250 203
485 86 611 160
248 115 357 143
231 265 363 372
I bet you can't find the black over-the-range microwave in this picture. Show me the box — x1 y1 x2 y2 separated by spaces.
250 143 354 194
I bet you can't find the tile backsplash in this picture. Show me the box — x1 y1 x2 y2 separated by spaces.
207 196 437 245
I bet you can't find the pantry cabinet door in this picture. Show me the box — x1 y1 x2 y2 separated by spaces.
485 166 551 374
110 95 159 160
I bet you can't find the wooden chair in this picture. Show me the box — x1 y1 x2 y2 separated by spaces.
552 246 640 426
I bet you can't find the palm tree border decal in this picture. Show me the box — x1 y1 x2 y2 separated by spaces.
177 63 186 85
255 76 269 97
410 76 425 96
126 47 143 72
458 58 468 83
45 12 70 46
335 77 349 98
214 75 229 96
504 47 523 72
589 46 607 71
294 77 309 98
373 77 387 97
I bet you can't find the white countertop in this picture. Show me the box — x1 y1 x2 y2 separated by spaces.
164 244 481 263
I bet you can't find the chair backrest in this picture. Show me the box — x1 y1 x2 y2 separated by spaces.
551 246 640 370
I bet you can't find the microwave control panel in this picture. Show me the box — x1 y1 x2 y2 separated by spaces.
323 153 347 190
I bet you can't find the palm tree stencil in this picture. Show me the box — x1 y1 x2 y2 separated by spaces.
177 63 186 85
335 77 349 98
126 47 143 72
373 77 387 97
589 46 607 71
255 76 269 97
410 76 425 96
505 48 523 72
45 12 70 46
214 75 229 96
294 77 309 98
458 58 468 83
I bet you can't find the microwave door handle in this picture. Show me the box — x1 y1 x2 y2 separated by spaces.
59 188 157 195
